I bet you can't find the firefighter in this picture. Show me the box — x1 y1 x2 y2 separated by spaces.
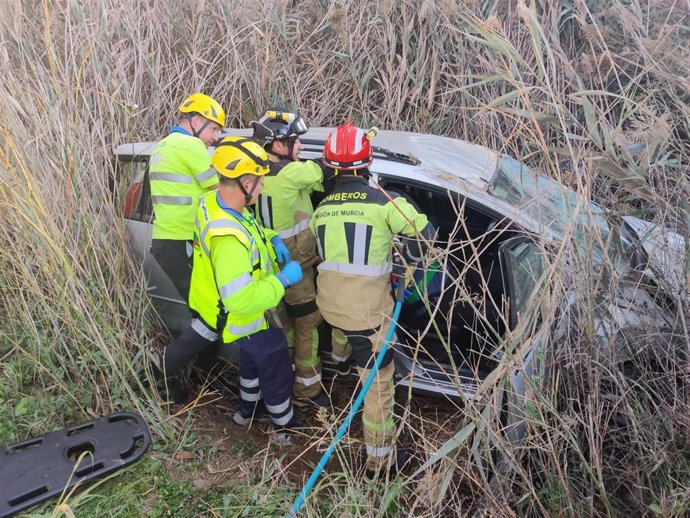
149 92 224 300
251 108 351 409
188 136 303 429
311 122 436 479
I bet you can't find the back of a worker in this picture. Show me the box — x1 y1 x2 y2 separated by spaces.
149 92 224 300
251 108 350 409
310 122 436 480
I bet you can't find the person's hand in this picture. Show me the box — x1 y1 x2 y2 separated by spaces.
277 261 303 288
391 278 413 302
270 236 290 265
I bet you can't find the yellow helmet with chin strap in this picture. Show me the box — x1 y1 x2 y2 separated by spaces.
212 137 270 179
178 93 226 127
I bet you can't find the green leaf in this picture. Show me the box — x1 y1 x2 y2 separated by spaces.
14 395 36 417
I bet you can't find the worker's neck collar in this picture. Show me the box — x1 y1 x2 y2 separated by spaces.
169 125 191 136
336 174 368 184
267 151 292 164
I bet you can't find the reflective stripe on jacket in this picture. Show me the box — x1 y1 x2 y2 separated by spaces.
149 132 217 240
189 192 284 343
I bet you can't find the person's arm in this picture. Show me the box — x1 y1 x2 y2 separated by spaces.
279 160 324 192
211 235 285 315
185 139 218 190
386 195 436 262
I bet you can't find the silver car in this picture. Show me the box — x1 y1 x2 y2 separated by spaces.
115 128 687 460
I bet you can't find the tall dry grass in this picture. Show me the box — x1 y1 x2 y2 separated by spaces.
1 0 688 516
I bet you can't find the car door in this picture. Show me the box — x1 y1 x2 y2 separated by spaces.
496 236 549 444
115 152 191 335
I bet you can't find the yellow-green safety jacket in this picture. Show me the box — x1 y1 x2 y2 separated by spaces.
310 175 431 331
189 191 285 343
256 159 323 244
149 131 217 240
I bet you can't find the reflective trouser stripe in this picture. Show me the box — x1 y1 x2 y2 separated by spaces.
150 172 193 184
295 373 322 387
294 326 319 368
277 219 310 239
366 445 394 457
266 398 290 415
267 397 295 424
239 376 259 388
151 195 193 205
240 376 261 402
331 329 351 362
240 390 261 402
195 168 217 184
191 318 218 341
271 407 294 426
228 318 264 336
363 415 395 432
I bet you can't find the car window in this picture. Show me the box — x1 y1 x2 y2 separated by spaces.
490 155 634 274
501 238 545 327
117 157 152 222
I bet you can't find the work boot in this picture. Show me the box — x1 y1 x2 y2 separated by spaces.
273 411 305 433
364 448 411 482
293 391 330 409
270 411 306 444
138 363 188 403
232 402 272 426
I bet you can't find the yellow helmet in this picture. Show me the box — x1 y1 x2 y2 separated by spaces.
212 137 270 179
178 93 226 127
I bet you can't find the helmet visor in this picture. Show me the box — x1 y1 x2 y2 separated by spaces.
289 116 308 136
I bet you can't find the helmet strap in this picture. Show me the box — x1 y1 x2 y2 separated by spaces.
189 114 211 139
235 176 261 205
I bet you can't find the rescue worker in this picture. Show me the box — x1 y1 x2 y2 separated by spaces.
251 108 351 409
311 122 436 480
144 93 225 396
149 92 224 300
189 136 303 429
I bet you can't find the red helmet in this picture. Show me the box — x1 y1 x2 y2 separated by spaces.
322 122 374 170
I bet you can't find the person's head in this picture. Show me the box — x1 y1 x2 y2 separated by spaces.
178 93 225 147
212 136 270 206
322 122 376 177
250 108 308 161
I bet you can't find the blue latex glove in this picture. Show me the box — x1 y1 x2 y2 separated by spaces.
270 236 290 265
277 260 303 288
391 279 413 302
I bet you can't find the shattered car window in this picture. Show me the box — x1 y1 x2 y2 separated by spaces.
490 155 634 273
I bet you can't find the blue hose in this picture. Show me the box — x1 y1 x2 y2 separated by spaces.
288 294 404 517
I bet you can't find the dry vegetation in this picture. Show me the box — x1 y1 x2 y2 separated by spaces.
0 0 689 516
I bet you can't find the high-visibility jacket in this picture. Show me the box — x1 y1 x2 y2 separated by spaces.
189 191 285 343
310 176 430 331
256 159 323 242
149 131 217 240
